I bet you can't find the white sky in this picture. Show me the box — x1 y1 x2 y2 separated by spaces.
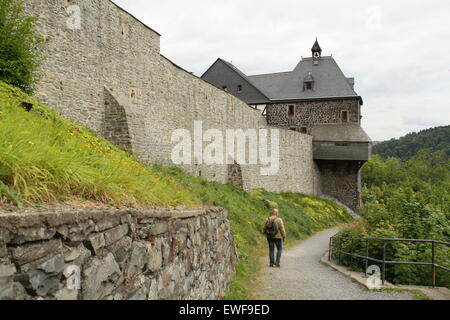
114 0 450 141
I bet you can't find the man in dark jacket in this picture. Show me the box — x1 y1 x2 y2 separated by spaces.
264 208 286 267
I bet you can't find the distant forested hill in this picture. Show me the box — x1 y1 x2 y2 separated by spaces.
373 125 450 160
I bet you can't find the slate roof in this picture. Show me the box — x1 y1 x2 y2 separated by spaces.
214 58 271 102
247 72 291 99
247 56 360 102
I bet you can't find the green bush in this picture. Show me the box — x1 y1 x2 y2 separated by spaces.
0 0 43 93
337 153 450 288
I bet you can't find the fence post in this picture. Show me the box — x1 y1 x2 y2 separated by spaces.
338 237 343 265
350 238 355 266
382 241 387 285
328 237 332 261
365 239 369 277
432 241 436 288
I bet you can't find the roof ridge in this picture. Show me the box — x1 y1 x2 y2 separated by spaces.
248 71 292 77
216 58 271 102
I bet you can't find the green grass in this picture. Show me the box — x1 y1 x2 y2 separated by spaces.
0 81 354 299
0 81 200 208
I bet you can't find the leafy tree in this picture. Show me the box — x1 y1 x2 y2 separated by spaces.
373 126 450 161
342 148 450 287
0 0 43 93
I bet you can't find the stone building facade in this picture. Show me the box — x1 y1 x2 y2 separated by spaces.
266 99 360 134
202 39 372 210
0 207 237 300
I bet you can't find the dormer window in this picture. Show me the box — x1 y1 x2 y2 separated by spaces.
237 85 242 92
303 73 314 91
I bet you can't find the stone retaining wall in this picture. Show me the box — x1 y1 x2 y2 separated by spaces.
0 207 237 300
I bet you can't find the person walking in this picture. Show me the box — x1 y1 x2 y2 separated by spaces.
263 208 286 267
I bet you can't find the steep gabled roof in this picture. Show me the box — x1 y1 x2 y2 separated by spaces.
272 56 359 101
201 58 271 103
247 56 360 103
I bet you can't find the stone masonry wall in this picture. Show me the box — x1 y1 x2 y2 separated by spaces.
316 161 361 211
23 0 319 196
0 207 237 300
267 99 360 134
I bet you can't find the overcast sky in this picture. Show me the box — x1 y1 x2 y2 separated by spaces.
114 0 450 141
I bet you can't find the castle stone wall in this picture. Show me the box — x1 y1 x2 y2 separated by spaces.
316 161 361 211
0 207 237 300
267 99 360 133
24 0 319 195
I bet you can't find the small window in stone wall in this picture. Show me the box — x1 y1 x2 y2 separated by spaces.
341 110 349 123
289 126 297 131
300 126 307 134
237 85 242 92
288 105 295 117
222 85 228 92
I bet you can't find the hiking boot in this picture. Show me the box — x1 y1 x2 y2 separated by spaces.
275 263 280 268
269 264 274 267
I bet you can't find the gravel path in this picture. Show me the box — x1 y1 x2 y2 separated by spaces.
252 228 415 300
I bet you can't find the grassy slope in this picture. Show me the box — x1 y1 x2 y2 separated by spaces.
0 81 353 299
0 81 200 208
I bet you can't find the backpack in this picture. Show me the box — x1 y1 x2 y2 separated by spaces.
264 218 278 239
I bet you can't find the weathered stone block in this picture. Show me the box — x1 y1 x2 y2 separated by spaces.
67 220 96 242
126 242 147 277
39 254 65 274
103 224 129 246
15 267 61 297
0 228 11 244
153 220 168 235
0 264 16 300
82 253 121 300
128 285 148 300
54 288 78 300
114 276 149 300
9 239 62 266
85 233 106 254
94 216 121 232
147 277 160 300
0 243 7 264
106 236 132 270
146 242 163 273
12 225 56 245
64 244 92 267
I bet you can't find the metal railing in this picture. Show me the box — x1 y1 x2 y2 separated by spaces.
329 236 450 287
